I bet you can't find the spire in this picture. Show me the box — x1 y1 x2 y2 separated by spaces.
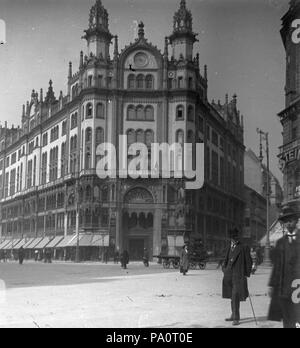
83 0 113 41
113 35 119 60
172 0 194 35
68 62 72 79
80 51 84 68
40 88 43 103
138 21 145 39
44 79 56 105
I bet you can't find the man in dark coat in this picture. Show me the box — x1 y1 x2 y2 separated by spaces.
18 246 25 265
180 244 189 276
222 228 252 326
268 204 300 328
121 250 129 269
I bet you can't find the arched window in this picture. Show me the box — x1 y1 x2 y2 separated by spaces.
145 130 154 147
73 135 77 150
176 129 184 145
176 105 184 120
127 129 136 146
145 106 154 121
136 129 144 143
145 75 154 89
85 153 91 169
127 105 136 121
102 186 109 202
96 103 105 119
137 105 144 121
86 185 92 200
72 86 76 99
94 186 100 201
136 74 144 89
85 128 92 143
95 127 104 146
128 74 135 89
187 106 194 122
86 103 93 119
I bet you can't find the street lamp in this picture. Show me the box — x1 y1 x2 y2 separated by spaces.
257 128 271 266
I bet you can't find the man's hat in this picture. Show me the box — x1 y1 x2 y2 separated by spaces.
278 204 300 222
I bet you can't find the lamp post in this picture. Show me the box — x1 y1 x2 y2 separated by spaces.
257 128 271 266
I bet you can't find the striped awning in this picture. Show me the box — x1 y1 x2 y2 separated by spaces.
13 239 28 250
35 237 53 249
28 238 44 249
46 236 64 248
23 238 36 249
0 240 11 250
55 235 77 248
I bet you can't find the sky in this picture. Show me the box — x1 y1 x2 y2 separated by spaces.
0 0 291 183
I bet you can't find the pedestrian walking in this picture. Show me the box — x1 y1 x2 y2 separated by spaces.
34 250 39 262
143 248 149 267
180 244 189 276
222 228 253 326
114 250 119 264
268 204 300 328
18 246 25 265
250 247 258 274
120 250 129 269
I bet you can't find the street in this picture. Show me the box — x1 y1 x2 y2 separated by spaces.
0 261 281 328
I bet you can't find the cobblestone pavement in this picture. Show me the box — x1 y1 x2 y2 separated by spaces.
0 262 282 328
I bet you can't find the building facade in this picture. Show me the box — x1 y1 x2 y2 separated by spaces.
279 0 300 205
243 149 283 244
0 0 245 260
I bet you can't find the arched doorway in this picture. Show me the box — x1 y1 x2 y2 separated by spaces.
122 188 154 260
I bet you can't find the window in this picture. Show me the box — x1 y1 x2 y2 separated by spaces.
127 105 136 121
95 127 104 145
6 157 10 167
188 77 193 89
136 129 144 143
199 117 204 133
43 133 48 147
0 160 3 170
212 151 219 185
145 106 154 121
220 137 225 152
145 75 154 89
145 130 154 147
176 105 184 120
127 129 136 146
71 113 78 129
62 121 67 136
98 75 103 88
168 78 173 89
86 103 93 119
137 106 144 121
85 128 92 143
187 106 194 122
207 125 210 141
27 160 33 188
187 130 194 144
107 77 112 88
137 75 144 89
176 130 184 144
178 77 184 88
96 103 105 119
292 127 297 140
128 75 135 89
212 131 218 147
11 153 17 165
88 75 93 87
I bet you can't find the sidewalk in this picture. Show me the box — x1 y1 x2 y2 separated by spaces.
0 266 281 328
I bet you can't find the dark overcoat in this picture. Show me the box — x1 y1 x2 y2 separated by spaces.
268 235 300 322
180 248 189 272
222 243 252 302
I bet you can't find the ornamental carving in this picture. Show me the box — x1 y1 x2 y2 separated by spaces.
124 187 154 204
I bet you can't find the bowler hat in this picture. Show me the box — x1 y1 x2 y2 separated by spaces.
278 204 300 222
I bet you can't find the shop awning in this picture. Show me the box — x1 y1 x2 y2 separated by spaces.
35 237 53 250
28 238 44 249
13 239 28 250
46 236 64 248
0 240 11 250
23 238 36 249
55 235 76 248
3 240 20 250
92 234 109 247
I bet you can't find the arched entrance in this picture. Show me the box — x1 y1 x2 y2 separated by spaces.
122 188 154 260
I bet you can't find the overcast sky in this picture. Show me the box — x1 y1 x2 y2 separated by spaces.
0 0 291 183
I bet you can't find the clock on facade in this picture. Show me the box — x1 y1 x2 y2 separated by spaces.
134 52 149 68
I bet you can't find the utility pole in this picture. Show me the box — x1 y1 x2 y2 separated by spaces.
257 128 271 266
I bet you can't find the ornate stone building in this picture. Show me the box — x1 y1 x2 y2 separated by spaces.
0 0 245 260
279 0 300 205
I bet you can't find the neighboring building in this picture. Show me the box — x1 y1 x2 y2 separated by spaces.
243 149 283 244
278 0 300 206
0 0 245 260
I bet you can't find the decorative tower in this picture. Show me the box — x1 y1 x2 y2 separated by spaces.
168 0 198 61
82 0 114 60
281 0 300 106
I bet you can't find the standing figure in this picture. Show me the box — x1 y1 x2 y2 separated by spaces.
222 228 252 326
268 205 300 328
34 250 39 262
143 248 149 267
18 246 25 265
121 250 129 269
180 244 189 276
114 249 119 264
250 247 258 274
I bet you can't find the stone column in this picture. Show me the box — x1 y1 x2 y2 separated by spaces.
153 206 162 257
